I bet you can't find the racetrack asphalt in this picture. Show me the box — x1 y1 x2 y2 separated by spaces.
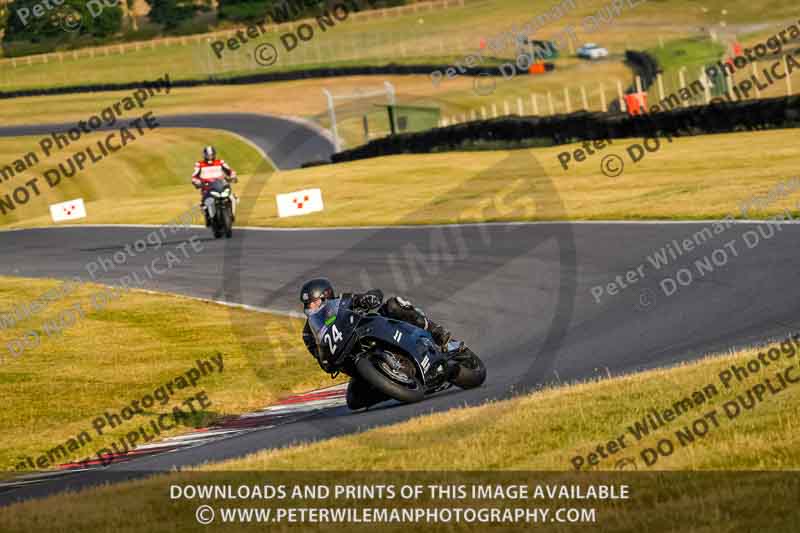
2 112 799 504
2 219 800 505
0 112 335 169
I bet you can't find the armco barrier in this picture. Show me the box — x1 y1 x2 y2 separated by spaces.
330 94 800 163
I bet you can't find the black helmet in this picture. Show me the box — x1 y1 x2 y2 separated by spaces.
203 146 216 162
300 278 335 315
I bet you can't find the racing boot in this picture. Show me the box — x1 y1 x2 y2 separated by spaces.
346 377 389 410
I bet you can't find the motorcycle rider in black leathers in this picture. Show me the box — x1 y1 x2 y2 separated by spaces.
300 278 451 410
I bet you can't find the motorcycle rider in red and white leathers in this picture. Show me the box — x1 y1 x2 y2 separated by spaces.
191 146 238 226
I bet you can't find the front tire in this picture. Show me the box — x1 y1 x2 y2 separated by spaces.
355 350 425 404
223 205 233 239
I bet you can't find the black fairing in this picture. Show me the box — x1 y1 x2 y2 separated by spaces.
307 297 448 389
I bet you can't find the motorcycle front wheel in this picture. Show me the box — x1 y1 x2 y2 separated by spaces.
223 205 233 239
355 350 425 404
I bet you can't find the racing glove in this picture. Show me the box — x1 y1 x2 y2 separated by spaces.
353 289 384 311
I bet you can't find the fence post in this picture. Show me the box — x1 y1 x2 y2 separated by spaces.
784 55 793 96
481 106 487 119
470 109 477 120
657 72 664 101
547 91 555 114
492 103 498 118
616 79 626 112
580 85 588 110
635 76 645 108
530 93 539 115
599 82 607 112
726 69 736 101
563 87 571 113
517 97 524 116
752 62 760 98
678 70 688 107
503 100 510 115
700 67 711 104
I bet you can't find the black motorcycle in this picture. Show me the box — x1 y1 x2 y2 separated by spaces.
204 178 235 239
307 296 486 408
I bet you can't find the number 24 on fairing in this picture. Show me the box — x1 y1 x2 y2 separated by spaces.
324 324 343 354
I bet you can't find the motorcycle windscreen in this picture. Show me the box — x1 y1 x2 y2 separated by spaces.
306 297 342 345
208 179 228 193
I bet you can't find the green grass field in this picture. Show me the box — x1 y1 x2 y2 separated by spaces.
1 331 799 531
0 128 267 227
3 127 800 229
1 0 793 92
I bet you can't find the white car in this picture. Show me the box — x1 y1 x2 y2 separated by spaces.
577 43 609 60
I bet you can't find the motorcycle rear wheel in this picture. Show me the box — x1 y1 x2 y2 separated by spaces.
449 348 487 389
355 350 425 404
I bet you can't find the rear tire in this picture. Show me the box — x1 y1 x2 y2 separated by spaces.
355 351 425 404
450 348 486 389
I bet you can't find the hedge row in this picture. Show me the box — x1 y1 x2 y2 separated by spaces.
0 62 541 100
331 94 800 163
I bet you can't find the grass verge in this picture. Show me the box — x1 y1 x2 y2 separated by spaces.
0 275 343 473
0 128 267 228
1 330 799 531
3 127 800 229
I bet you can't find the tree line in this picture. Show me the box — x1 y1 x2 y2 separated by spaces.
1 0 407 52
